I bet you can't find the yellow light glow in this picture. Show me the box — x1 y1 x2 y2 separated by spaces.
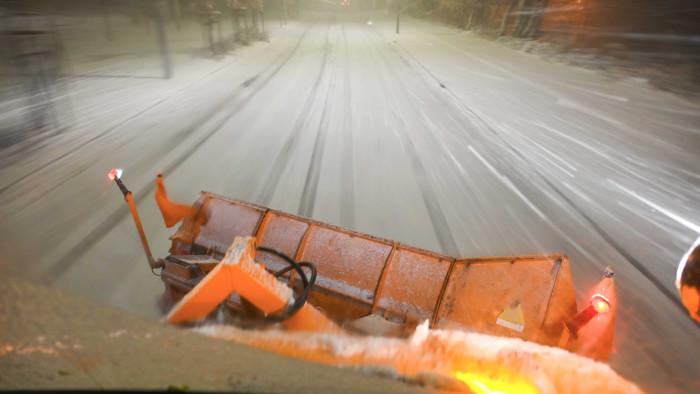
591 294 611 313
595 301 609 313
453 371 539 394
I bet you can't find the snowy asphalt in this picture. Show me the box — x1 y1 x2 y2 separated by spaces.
1 11 699 392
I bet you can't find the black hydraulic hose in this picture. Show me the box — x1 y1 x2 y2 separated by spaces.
252 246 317 324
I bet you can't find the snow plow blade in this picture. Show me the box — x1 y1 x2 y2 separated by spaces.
156 189 616 359
107 170 617 360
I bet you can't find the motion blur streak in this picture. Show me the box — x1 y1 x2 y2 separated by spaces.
0 1 698 392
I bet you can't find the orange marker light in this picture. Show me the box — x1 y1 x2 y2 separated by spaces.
108 168 123 181
591 294 611 314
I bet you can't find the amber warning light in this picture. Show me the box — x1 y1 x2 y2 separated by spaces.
564 291 613 339
591 294 611 314
108 168 123 181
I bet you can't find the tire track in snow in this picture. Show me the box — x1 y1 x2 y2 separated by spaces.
338 24 356 229
255 23 334 207
390 39 687 312
0 32 294 200
47 23 318 278
360 25 460 256
2 24 319 214
298 29 339 217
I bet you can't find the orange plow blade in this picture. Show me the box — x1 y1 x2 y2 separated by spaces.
167 236 340 333
110 171 633 388
159 192 617 359
174 195 578 340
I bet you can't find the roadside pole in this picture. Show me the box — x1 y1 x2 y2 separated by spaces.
173 0 182 30
396 0 400 34
103 0 113 41
153 0 172 78
283 0 288 25
261 8 265 37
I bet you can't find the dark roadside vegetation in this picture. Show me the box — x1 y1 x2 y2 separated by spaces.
397 0 700 98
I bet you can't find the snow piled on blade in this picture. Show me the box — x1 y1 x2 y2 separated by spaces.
195 320 641 393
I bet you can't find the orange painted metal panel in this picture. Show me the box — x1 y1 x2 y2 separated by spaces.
435 256 566 342
255 212 309 275
168 237 340 333
167 258 244 323
538 257 577 346
375 247 453 322
194 197 266 255
297 226 393 305
170 195 208 254
306 290 373 323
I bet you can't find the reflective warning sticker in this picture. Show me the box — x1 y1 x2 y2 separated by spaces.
496 300 525 332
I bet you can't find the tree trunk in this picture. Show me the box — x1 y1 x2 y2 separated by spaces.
467 0 481 30
499 0 516 36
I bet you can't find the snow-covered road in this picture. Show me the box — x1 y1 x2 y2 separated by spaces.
1 10 698 392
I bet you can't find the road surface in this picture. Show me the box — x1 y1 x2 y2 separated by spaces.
1 10 699 392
